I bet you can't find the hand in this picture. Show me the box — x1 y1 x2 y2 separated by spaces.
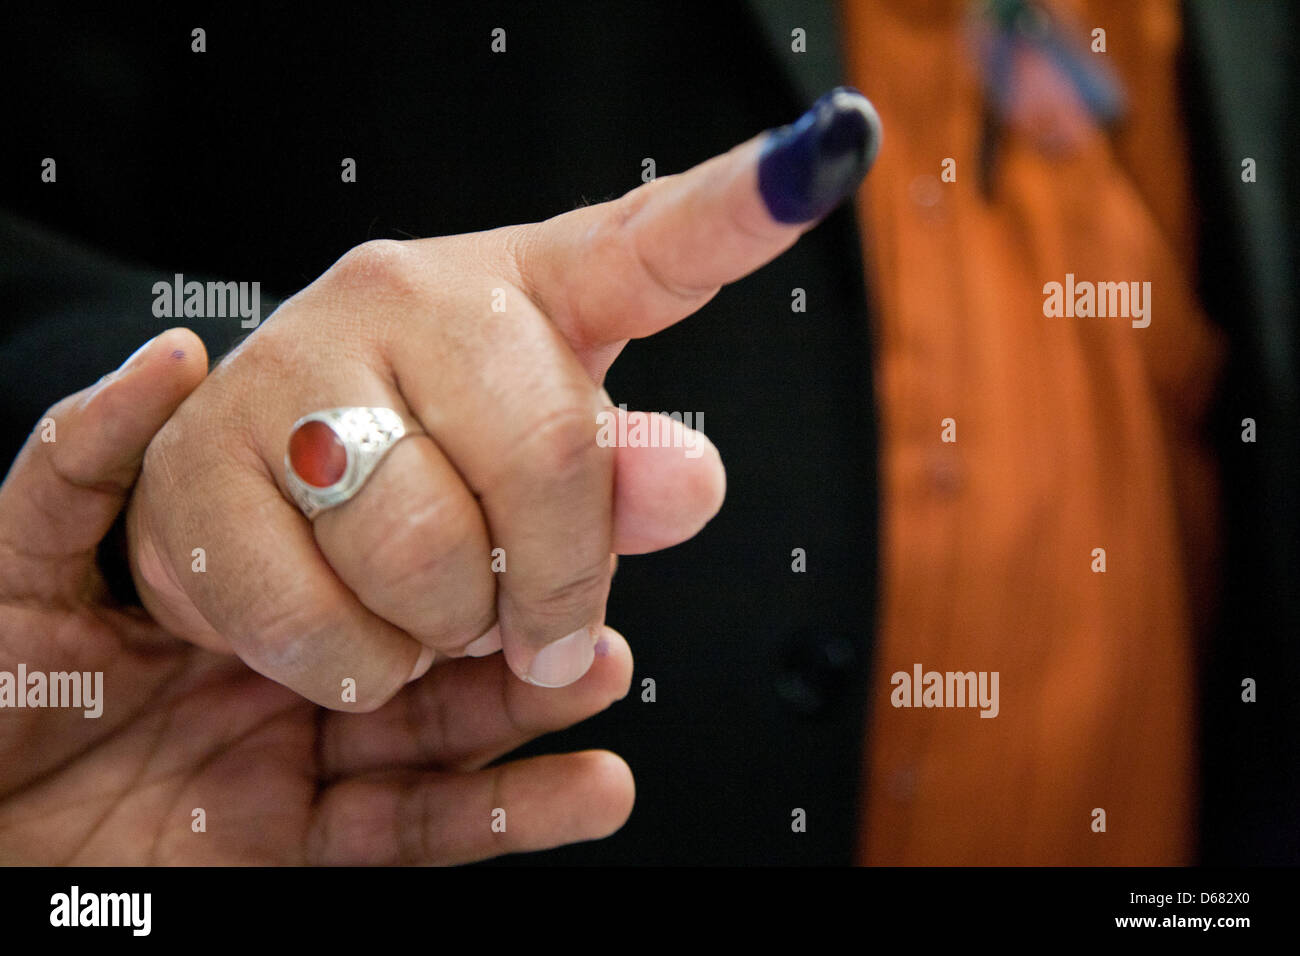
0 331 635 863
126 88 880 708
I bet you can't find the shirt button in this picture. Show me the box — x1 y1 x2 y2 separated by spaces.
927 448 963 496
908 174 945 221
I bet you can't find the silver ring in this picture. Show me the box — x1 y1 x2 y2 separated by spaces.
284 407 418 519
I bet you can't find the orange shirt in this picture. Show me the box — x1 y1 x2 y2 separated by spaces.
843 0 1225 864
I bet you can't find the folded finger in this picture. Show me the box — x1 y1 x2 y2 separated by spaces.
319 625 633 776
306 750 635 865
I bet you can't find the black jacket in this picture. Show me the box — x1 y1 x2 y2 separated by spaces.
1 1 1295 864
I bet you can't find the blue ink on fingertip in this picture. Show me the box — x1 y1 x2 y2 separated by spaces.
758 87 883 224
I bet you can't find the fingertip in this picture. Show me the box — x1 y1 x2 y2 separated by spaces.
578 749 636 836
152 327 209 388
757 86 882 225
685 428 727 524
611 418 728 555
81 330 207 445
101 328 207 408
462 624 503 658
405 644 437 683
591 624 634 702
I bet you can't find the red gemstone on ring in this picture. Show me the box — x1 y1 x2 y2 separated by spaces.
289 420 348 488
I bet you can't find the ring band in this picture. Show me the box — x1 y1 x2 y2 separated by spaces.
285 407 418 519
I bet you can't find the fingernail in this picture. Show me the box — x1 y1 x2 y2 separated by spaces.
406 645 436 684
464 626 502 658
758 86 882 224
524 626 598 688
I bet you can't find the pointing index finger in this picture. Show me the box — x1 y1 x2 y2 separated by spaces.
511 87 882 361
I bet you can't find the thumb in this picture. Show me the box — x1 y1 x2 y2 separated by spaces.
607 407 727 556
0 328 207 587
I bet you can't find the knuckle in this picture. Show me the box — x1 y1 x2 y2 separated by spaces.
237 587 326 664
497 224 538 287
240 597 404 713
141 386 260 493
83 376 133 428
359 488 470 579
44 395 130 493
612 174 672 225
515 400 606 484
580 176 713 318
520 558 610 624
633 230 714 303
355 491 493 633
395 775 435 863
328 239 419 296
403 675 458 767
